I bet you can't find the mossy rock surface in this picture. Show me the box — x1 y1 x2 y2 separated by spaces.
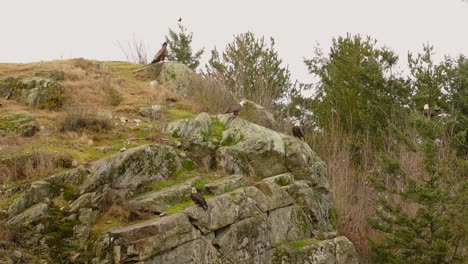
0 77 64 109
0 112 39 137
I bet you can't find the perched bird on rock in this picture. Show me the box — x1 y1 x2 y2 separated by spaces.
150 42 168 64
292 121 304 140
225 100 246 116
190 187 208 210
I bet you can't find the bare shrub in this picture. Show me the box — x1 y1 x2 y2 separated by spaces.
59 108 112 133
117 35 148 64
0 147 68 183
70 58 94 70
189 74 234 114
306 126 377 259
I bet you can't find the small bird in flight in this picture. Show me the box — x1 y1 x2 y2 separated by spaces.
178 17 182 22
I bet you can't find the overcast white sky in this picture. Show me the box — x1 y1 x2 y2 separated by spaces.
1 0 467 83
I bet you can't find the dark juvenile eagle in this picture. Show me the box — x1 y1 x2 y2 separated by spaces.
150 42 168 64
190 187 208 210
225 100 246 116
292 121 304 140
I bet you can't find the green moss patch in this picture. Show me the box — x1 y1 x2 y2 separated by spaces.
166 108 194 121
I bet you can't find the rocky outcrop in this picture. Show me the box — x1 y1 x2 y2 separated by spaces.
79 144 182 195
139 104 164 120
0 112 39 137
271 237 359 264
0 76 64 109
238 99 278 129
91 176 356 263
127 177 200 214
2 113 357 263
136 62 194 96
165 113 328 189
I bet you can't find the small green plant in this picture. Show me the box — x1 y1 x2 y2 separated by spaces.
274 177 291 187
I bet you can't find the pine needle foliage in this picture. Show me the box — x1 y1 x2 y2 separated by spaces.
165 23 204 70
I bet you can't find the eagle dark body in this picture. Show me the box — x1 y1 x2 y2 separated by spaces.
151 42 167 64
225 102 242 116
292 125 304 140
191 188 208 210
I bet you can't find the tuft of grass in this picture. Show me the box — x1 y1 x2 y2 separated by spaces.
102 76 122 106
290 238 319 249
0 147 71 184
166 108 194 121
165 194 214 214
276 238 320 250
274 177 291 187
59 108 112 133
165 197 194 214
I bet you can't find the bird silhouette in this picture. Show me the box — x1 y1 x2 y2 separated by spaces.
150 42 167 64
178 17 182 22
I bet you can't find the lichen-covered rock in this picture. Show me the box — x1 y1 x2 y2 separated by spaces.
270 236 359 264
214 214 271 263
136 62 194 96
0 77 64 109
7 203 49 227
183 186 264 233
93 181 328 263
157 62 194 96
127 177 200 214
285 180 334 232
8 181 51 216
0 112 39 137
238 99 278 129
80 144 182 196
139 104 164 120
46 165 91 187
164 112 217 167
109 213 200 263
202 174 245 195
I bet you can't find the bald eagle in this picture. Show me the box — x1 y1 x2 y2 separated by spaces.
225 100 246 116
190 187 208 210
423 104 442 118
292 121 304 140
151 42 168 64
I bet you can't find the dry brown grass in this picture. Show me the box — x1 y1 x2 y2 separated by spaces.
189 74 234 114
306 127 377 260
0 146 70 184
59 107 112 133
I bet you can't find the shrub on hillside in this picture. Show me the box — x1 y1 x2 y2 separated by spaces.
59 108 112 133
189 74 234 114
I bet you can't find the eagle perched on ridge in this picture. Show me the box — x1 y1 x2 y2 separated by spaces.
150 42 167 64
190 187 208 210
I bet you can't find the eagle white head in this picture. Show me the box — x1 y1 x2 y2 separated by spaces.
424 104 430 110
191 187 197 194
239 100 247 106
294 120 301 127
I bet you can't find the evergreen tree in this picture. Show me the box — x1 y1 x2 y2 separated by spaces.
408 45 451 111
206 32 291 106
165 23 204 70
446 55 468 157
304 34 411 140
369 113 467 264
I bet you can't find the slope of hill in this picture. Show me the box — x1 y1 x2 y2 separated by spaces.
0 59 359 263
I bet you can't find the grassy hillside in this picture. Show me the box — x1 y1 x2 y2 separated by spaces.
0 59 195 187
